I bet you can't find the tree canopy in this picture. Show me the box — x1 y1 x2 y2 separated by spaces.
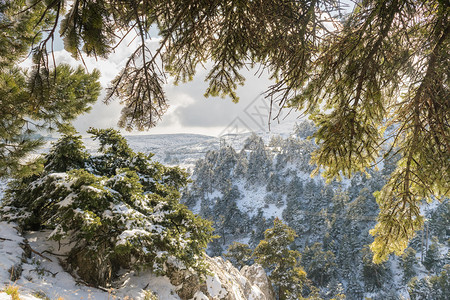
0 0 101 177
1 0 449 262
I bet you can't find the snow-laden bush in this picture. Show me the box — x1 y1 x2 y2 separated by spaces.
1 128 214 286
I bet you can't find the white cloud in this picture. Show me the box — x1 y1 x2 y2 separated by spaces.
21 33 295 137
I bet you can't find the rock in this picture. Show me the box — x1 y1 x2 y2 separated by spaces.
167 255 274 300
177 273 203 300
241 264 275 300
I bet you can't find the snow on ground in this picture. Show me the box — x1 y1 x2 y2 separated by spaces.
206 273 227 298
235 181 266 218
0 222 24 282
232 179 287 220
261 203 286 220
0 291 40 300
0 223 179 300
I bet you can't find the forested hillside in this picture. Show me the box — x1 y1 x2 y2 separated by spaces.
182 122 449 300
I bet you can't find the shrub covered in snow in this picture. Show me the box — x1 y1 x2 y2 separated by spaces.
1 128 214 286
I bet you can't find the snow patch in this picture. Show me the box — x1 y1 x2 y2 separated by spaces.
206 273 227 298
0 222 24 281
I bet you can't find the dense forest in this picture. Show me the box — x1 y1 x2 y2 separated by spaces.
181 122 449 299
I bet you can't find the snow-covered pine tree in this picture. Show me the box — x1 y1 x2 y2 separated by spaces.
408 276 434 300
424 237 442 273
401 247 418 284
244 134 272 186
302 242 336 287
409 264 449 300
253 218 306 300
361 246 390 291
1 129 214 286
43 127 88 173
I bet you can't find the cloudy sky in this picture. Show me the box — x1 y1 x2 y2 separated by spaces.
29 28 302 138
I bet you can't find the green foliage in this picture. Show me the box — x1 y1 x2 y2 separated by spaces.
400 247 418 284
361 246 390 290
0 64 100 177
302 243 336 287
5 0 447 261
253 218 306 300
424 237 442 273
430 264 450 300
0 1 101 177
3 284 20 300
1 129 214 286
44 128 88 173
224 242 253 270
143 290 159 300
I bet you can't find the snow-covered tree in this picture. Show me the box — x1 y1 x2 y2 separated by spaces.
408 276 434 300
253 218 306 300
424 237 442 273
428 201 450 243
302 243 336 287
401 247 418 284
293 120 317 139
43 127 88 173
244 134 272 186
1 129 214 286
361 246 390 291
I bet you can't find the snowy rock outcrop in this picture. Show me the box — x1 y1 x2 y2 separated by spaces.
241 264 275 300
169 256 274 300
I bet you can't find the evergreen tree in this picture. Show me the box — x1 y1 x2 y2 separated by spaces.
253 218 306 300
224 242 253 270
234 152 248 178
1 129 214 286
408 276 434 300
43 127 88 173
0 1 101 176
401 247 418 284
249 209 270 248
408 266 449 299
0 64 100 176
428 201 450 242
423 237 442 273
244 135 272 185
302 243 336 287
361 246 390 291
283 175 304 223
267 172 282 193
293 120 317 139
303 179 318 205
286 175 303 201
430 264 450 300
